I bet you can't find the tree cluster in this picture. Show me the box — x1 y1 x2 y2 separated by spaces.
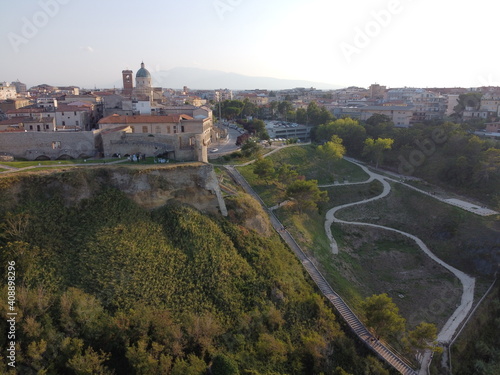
313 116 499 207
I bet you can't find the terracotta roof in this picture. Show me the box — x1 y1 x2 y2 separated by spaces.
0 116 54 125
0 129 24 133
6 108 44 114
0 117 31 125
98 114 193 125
56 105 91 112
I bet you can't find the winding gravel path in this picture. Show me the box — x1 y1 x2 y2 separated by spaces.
324 159 476 373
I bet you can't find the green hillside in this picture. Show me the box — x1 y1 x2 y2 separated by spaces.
0 169 391 375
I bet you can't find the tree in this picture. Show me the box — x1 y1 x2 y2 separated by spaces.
315 118 367 156
253 157 275 183
364 114 394 139
67 346 112 375
317 136 346 162
362 137 394 167
240 140 261 157
361 294 406 339
453 92 482 118
307 101 321 125
241 98 258 118
286 179 328 213
473 148 500 185
276 164 299 185
407 322 441 356
296 108 308 124
211 354 239 375
278 101 294 120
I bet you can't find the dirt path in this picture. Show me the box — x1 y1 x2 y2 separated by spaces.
324 159 476 374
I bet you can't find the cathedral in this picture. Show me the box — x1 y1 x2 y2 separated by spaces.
121 62 153 100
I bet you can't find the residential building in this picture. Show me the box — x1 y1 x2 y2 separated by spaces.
98 113 212 162
485 122 500 132
0 98 31 113
480 93 500 117
0 115 55 132
0 82 17 100
359 104 414 127
369 83 386 99
11 80 28 95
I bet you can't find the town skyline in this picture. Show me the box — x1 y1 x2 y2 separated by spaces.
1 0 498 89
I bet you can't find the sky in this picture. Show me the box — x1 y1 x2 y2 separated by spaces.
1 0 498 90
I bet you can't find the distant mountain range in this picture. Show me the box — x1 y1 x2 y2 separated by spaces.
112 67 342 91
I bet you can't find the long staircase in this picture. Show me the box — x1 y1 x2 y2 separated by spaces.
225 166 418 375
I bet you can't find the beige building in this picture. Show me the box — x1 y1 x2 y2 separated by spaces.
98 114 212 162
359 104 414 127
480 93 500 115
0 83 17 100
0 98 31 113
0 115 55 132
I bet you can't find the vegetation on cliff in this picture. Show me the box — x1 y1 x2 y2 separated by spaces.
0 170 390 374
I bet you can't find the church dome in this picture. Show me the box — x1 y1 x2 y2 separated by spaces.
136 62 151 78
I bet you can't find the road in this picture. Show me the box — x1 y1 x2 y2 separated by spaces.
208 124 243 156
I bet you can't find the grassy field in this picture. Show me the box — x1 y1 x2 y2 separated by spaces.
209 146 275 165
335 182 500 279
0 158 122 168
265 144 369 184
234 146 493 334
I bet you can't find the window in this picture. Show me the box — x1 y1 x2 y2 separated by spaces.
29 125 33 130
76 121 79 126
142 126 148 133
45 124 49 130
74 111 77 115
173 126 177 134
181 125 185 133
155 126 161 134
167 126 170 133
62 112 64 115
62 121 66 126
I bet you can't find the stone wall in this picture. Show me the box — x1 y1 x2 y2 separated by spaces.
0 131 96 160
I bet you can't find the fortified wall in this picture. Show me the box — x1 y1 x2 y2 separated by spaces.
0 131 97 160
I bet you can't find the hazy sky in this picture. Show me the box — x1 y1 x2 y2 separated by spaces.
1 0 498 89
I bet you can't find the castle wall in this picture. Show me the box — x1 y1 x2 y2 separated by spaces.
0 131 97 160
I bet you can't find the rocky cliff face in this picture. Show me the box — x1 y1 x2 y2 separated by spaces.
0 163 227 216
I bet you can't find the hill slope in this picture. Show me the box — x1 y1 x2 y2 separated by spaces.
0 167 390 375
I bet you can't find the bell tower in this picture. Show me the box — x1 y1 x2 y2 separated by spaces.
122 69 133 95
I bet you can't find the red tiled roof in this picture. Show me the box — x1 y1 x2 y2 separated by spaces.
56 104 91 112
0 129 24 133
98 114 193 125
6 108 44 114
0 117 31 125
